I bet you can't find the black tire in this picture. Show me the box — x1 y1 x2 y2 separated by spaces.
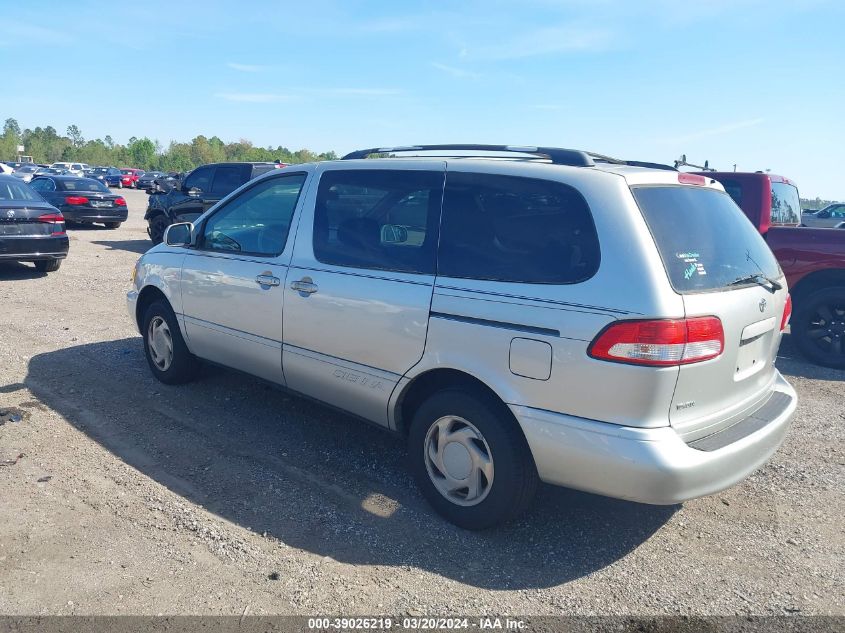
791 286 845 369
104 222 121 229
34 259 61 273
141 300 199 384
408 389 539 530
148 215 169 245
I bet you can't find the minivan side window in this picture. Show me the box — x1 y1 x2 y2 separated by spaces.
183 166 214 193
312 169 444 274
438 172 600 284
199 173 307 257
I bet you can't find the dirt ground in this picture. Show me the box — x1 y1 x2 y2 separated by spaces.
0 188 842 616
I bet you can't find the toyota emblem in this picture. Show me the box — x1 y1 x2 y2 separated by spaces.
759 298 767 313
5 209 13 218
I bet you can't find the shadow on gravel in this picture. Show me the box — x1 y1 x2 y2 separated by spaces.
776 333 844 381
92 239 152 255
0 261 47 280
26 338 676 590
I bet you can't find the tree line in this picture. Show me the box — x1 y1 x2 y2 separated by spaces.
1 118 338 172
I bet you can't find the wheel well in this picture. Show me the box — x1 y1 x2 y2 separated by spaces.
135 285 168 330
396 368 512 435
791 269 845 304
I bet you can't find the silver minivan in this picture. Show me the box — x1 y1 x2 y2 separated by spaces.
128 145 797 529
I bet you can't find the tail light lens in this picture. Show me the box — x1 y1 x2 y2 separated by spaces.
781 294 792 331
65 196 89 205
115 197 127 206
38 212 66 236
589 316 724 366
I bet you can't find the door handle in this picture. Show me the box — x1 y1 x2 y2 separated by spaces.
255 274 280 287
290 278 318 295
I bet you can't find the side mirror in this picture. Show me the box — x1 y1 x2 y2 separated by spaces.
164 222 193 247
381 223 409 244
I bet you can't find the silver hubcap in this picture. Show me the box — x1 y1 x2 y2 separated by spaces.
147 316 174 371
424 416 494 507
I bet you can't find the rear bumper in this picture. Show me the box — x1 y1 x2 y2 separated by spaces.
514 370 796 505
0 235 69 260
63 208 128 223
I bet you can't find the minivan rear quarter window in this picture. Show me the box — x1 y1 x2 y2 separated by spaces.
438 172 599 284
633 186 781 294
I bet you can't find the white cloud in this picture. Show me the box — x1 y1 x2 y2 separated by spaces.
465 25 615 60
215 93 293 103
659 118 766 144
226 62 267 73
431 63 481 79
318 88 403 96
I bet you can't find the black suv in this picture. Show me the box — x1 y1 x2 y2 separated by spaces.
145 162 281 243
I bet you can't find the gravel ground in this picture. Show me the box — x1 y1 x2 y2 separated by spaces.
0 188 842 616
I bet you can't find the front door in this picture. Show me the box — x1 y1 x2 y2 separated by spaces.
282 163 445 426
180 171 311 383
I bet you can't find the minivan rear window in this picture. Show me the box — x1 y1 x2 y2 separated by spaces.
633 186 781 294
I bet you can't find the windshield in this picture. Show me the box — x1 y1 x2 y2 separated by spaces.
120 169 133 175
633 185 782 294
92 168 109 174
59 178 109 193
0 178 41 201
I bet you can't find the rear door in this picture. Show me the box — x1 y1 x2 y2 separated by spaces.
282 162 445 426
633 185 790 441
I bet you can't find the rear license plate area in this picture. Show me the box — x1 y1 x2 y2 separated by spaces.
735 317 776 380
90 201 112 208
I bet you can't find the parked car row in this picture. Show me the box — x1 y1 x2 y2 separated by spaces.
0 173 128 273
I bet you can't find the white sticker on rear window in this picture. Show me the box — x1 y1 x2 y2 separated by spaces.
676 252 707 279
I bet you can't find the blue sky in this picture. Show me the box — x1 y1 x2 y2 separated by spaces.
2 0 843 198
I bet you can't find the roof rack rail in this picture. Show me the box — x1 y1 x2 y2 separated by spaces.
673 154 715 172
341 144 595 167
587 152 677 172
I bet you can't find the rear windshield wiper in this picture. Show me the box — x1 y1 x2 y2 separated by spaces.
728 273 782 292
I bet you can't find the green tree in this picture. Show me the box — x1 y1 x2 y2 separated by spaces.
127 137 156 169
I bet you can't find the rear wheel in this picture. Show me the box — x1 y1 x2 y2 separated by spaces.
408 389 538 529
148 215 169 245
792 286 845 369
104 222 121 229
34 259 61 273
141 300 199 384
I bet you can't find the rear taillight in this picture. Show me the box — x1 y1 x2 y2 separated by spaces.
38 212 66 236
588 316 724 366
115 197 127 206
65 196 89 205
781 294 792 331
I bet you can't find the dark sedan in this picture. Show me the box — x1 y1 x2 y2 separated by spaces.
29 176 128 229
0 175 68 272
136 171 175 192
88 167 124 188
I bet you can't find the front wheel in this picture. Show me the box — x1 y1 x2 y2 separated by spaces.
148 215 169 245
141 300 199 384
792 286 845 369
408 389 538 530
